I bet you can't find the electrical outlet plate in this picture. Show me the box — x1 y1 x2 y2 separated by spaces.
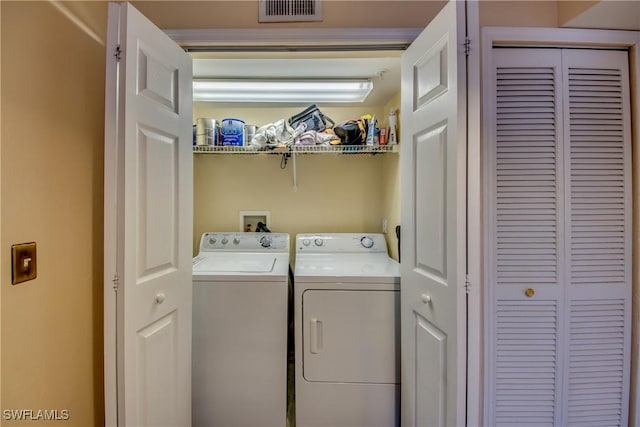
11 242 37 285
239 211 271 232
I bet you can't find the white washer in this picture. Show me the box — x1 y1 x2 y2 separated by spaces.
192 232 289 427
294 233 401 427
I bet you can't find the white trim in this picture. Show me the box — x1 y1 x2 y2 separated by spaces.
630 38 640 427
483 26 640 49
482 25 640 427
103 3 121 426
465 1 482 426
165 27 423 48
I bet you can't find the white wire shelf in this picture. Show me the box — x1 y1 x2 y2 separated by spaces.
193 144 399 155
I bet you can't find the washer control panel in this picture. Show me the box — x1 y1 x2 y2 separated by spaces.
297 233 388 253
199 232 289 252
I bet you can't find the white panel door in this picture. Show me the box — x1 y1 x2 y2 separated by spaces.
400 2 470 426
104 3 193 426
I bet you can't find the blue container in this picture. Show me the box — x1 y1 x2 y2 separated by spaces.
220 118 245 146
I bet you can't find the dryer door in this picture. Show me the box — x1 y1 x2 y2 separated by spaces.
302 289 400 384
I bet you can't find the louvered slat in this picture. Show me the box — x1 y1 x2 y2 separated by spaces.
495 301 558 426
495 66 558 286
567 300 625 426
568 67 626 286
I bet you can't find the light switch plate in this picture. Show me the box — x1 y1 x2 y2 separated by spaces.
11 242 37 285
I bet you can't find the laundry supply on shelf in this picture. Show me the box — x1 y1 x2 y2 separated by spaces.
220 118 245 146
387 109 398 145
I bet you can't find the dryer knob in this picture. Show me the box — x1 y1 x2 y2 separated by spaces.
233 237 240 245
360 236 374 248
208 237 217 245
314 238 324 247
221 237 229 245
260 236 272 248
302 239 311 246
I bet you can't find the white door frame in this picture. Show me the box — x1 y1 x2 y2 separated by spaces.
481 26 640 426
166 11 485 426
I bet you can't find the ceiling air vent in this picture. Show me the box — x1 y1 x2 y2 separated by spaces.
259 0 323 23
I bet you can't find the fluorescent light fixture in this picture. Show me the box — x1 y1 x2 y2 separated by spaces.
192 79 373 103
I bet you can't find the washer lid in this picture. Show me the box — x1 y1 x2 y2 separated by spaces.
193 252 289 279
194 255 275 273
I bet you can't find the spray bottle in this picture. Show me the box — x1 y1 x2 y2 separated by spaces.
388 109 398 145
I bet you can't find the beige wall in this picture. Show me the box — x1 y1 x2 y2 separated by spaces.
556 0 598 26
480 1 559 27
195 155 386 259
133 0 447 30
0 0 3 415
381 92 401 261
1 2 106 425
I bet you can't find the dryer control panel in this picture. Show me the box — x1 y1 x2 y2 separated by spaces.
199 232 289 252
296 233 388 253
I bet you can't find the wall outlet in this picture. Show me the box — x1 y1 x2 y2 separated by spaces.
382 218 388 234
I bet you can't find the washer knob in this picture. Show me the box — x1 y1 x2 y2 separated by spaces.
233 237 240 245
208 237 217 245
221 237 229 245
260 236 272 248
314 238 324 247
360 236 374 248
302 239 311 246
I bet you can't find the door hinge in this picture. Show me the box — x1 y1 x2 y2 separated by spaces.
465 274 471 294
464 37 471 57
114 45 122 62
112 272 119 292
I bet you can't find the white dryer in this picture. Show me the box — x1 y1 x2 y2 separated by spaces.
192 232 289 427
294 233 401 427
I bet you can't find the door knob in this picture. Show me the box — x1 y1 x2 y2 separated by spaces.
525 288 535 298
421 294 432 304
155 292 166 304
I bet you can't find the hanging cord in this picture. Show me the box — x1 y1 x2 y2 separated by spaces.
395 225 401 263
278 152 297 191
280 153 289 169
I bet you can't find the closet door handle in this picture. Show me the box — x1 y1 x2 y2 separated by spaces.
310 318 323 354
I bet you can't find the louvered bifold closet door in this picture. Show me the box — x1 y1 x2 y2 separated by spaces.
487 47 633 427
561 49 631 427
487 49 565 427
